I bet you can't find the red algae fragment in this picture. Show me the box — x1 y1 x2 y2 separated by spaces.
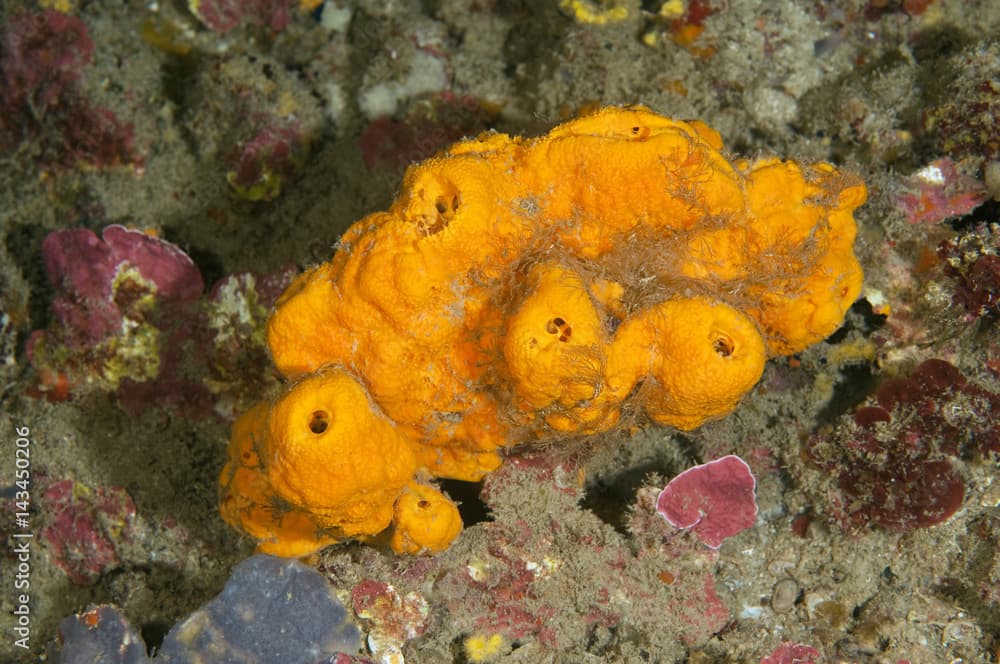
28 225 294 418
894 158 988 225
188 0 294 33
0 10 141 172
809 359 1000 532
656 455 758 549
38 479 138 585
760 642 821 664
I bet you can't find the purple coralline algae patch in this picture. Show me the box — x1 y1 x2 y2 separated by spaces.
894 158 989 225
189 0 295 33
203 266 299 418
28 225 296 418
673 571 732 645
0 10 141 172
39 225 202 348
39 478 138 585
950 254 1000 318
28 225 205 405
226 118 304 201
922 53 1000 162
938 225 1000 321
808 359 1000 531
357 93 498 174
760 641 821 664
443 519 561 648
656 455 758 549
350 579 430 661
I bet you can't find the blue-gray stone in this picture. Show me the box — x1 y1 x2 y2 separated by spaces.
51 605 150 664
156 554 361 663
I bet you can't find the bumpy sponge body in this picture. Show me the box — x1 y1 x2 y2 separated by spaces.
608 297 768 431
219 371 417 557
222 106 866 556
503 263 607 412
389 482 464 555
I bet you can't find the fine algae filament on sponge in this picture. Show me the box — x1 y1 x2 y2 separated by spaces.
606 297 768 432
220 105 866 557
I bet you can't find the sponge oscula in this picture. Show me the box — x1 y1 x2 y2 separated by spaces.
220 370 422 556
608 297 768 431
389 482 464 555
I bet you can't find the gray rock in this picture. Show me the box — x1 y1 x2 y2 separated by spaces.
51 605 150 664
157 555 362 663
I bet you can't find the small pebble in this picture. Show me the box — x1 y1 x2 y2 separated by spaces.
771 578 799 614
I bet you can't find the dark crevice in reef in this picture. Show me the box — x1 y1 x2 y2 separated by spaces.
827 297 887 344
141 621 170 655
949 198 1000 232
816 360 878 427
582 460 666 535
438 479 489 527
815 298 883 426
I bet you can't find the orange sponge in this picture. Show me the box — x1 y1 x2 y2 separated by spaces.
221 106 866 556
